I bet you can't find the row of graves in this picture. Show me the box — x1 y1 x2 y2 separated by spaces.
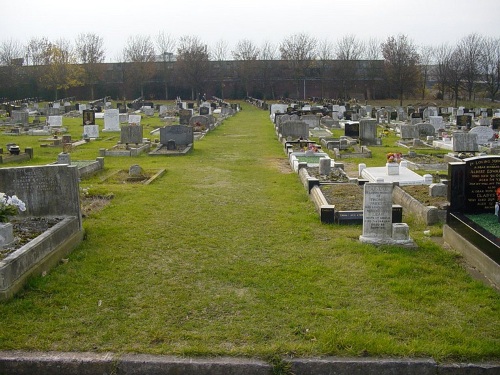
0 99 240 299
266 101 500 287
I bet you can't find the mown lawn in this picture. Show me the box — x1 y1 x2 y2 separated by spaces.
0 103 498 362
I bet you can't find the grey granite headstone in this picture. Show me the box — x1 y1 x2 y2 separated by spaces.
453 132 478 152
359 119 377 143
0 165 81 227
189 115 210 127
12 110 28 125
400 124 419 139
319 158 331 175
121 125 143 144
47 116 63 127
160 125 194 146
301 114 320 128
129 164 143 176
280 121 308 139
417 123 435 137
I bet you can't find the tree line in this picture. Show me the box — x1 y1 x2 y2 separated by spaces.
0 32 498 105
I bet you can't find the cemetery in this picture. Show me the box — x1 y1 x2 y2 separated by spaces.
0 98 499 370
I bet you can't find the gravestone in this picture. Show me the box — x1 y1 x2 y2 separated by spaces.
78 104 87 113
359 183 394 242
344 121 360 138
160 125 194 146
179 109 192 125
47 116 63 127
453 132 478 152
12 110 28 125
301 114 320 128
469 126 494 145
491 117 500 130
159 105 168 116
359 119 378 144
143 107 154 116
57 152 71 165
129 164 143 177
128 114 141 125
189 115 210 128
83 110 95 125
280 121 308 140
0 165 81 225
104 109 120 131
429 116 444 132
121 125 143 144
400 124 419 139
456 115 472 128
199 106 210 115
119 114 128 123
83 125 99 139
448 155 500 214
417 123 435 138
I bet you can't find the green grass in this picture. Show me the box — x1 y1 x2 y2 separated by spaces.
0 104 499 362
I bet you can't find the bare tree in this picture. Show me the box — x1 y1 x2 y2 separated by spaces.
258 41 278 100
122 35 156 98
446 47 465 107
176 35 209 100
156 32 176 100
75 33 106 99
381 34 420 105
279 33 317 99
362 38 382 100
334 34 365 100
458 33 485 101
39 39 83 100
211 39 229 99
418 45 434 100
316 38 334 99
482 36 500 102
0 39 24 97
232 39 260 97
432 43 453 100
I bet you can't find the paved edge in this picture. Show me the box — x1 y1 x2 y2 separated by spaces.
0 351 499 375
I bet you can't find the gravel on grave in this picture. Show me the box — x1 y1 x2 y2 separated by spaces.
306 167 350 183
0 217 63 260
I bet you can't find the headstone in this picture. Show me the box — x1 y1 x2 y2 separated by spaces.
104 109 120 131
143 107 154 116
12 110 28 125
129 164 143 176
47 116 63 127
453 132 478 152
400 124 419 139
160 125 194 146
417 123 435 138
199 106 210 116
279 121 308 139
319 158 331 175
83 125 99 139
189 115 210 128
469 126 494 145
128 114 141 125
359 183 393 242
429 116 444 132
301 114 320 128
491 117 500 130
119 114 128 123
344 121 360 138
57 152 71 165
179 109 192 125
0 165 81 223
121 125 143 144
456 115 472 128
448 156 500 214
83 110 95 125
359 119 377 144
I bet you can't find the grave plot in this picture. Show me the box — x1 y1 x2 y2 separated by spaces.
149 125 193 156
99 165 165 185
99 124 151 157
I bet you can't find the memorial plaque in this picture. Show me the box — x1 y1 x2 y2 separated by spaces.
456 115 472 128
83 110 95 125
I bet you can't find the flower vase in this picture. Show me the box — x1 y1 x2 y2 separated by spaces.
386 162 399 175
0 222 14 248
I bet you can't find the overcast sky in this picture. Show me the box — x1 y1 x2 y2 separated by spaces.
2 0 500 62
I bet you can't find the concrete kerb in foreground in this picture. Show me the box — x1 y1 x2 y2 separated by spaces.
0 351 499 375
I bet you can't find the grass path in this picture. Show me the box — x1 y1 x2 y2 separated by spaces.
0 104 499 361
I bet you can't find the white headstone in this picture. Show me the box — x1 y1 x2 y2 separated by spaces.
104 109 120 131
469 126 494 145
128 114 142 125
83 124 99 138
47 116 63 127
360 183 393 242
